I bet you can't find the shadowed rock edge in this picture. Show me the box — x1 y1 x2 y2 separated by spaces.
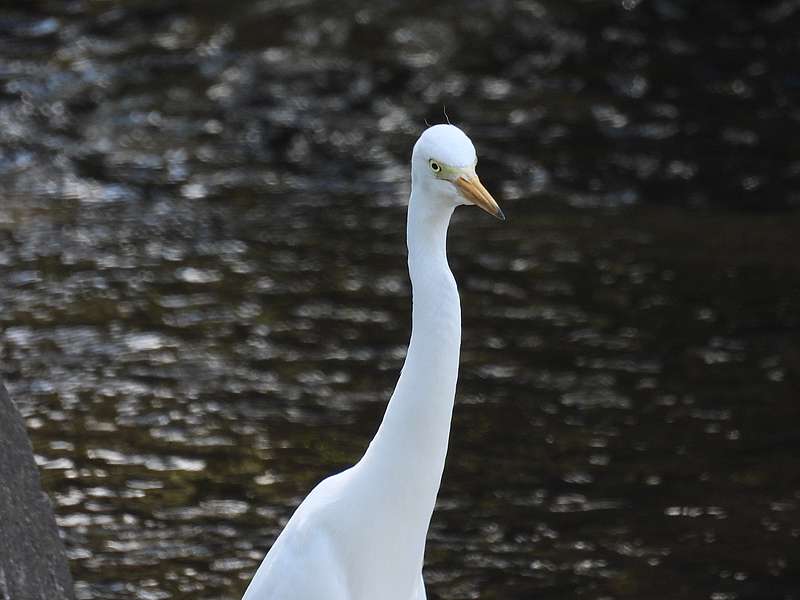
0 381 75 600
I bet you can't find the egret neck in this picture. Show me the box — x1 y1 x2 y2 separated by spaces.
362 193 460 509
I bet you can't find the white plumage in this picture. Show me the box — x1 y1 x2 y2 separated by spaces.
242 124 503 600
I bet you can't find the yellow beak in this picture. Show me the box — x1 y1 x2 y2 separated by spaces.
455 175 505 220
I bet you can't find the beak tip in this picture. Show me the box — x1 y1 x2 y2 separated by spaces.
496 207 506 221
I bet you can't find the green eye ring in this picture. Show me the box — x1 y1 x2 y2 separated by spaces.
429 160 441 173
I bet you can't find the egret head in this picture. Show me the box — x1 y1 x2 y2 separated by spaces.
411 124 504 220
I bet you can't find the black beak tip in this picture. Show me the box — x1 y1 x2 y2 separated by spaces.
496 208 506 221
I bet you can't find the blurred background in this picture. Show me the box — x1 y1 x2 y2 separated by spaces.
1 0 798 599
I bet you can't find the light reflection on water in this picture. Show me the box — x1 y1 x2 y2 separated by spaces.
1 1 799 599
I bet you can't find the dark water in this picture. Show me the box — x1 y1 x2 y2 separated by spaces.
1 1 799 599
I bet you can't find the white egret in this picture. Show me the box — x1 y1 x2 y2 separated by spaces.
242 124 504 600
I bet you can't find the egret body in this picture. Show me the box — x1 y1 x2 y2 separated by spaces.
242 124 503 600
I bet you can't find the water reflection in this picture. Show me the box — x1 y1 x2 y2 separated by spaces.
1 0 799 599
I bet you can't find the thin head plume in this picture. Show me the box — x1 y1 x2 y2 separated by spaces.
424 117 431 127
442 105 451 125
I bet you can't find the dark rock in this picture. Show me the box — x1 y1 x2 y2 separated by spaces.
0 382 74 600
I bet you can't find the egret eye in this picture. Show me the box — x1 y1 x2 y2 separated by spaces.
429 160 441 173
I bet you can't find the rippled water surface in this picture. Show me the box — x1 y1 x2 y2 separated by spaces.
1 1 799 599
